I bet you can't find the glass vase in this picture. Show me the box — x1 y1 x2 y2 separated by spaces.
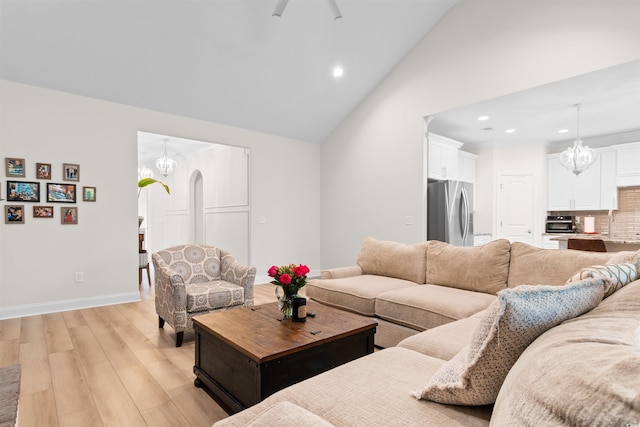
275 286 298 319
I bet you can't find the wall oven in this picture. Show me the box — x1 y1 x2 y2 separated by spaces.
545 215 576 233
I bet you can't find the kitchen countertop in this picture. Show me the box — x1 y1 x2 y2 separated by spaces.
546 233 640 244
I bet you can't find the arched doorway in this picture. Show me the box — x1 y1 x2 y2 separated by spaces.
190 170 204 244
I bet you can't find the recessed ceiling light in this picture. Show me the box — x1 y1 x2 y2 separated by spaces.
558 129 569 133
477 115 490 121
332 66 344 78
505 129 516 134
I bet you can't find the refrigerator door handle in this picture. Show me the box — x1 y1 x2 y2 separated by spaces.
460 188 470 242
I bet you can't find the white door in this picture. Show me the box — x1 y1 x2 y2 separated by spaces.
497 173 535 244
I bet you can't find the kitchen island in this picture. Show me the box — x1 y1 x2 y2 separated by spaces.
548 234 640 251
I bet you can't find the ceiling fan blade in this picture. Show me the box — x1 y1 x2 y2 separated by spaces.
326 0 342 20
272 0 289 17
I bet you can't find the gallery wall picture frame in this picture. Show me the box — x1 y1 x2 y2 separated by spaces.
46 183 76 203
36 163 52 180
82 186 96 202
5 205 25 224
63 163 80 181
5 158 25 178
34 206 54 218
61 207 78 224
6 181 40 202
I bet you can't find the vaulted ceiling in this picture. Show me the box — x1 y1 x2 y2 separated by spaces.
0 0 462 143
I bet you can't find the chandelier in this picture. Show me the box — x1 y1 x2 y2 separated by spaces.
155 139 177 177
559 104 596 176
137 166 153 179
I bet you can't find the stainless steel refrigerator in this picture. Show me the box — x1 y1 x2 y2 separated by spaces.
427 180 474 246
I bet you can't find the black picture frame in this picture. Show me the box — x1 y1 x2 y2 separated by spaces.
46 183 77 203
6 181 40 202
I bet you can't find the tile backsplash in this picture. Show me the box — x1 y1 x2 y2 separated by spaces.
555 186 640 236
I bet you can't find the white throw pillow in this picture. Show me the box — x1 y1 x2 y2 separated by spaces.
412 277 606 406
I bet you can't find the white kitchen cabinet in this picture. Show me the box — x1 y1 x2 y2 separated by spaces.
459 150 477 210
542 235 560 249
458 151 477 185
547 153 601 211
428 133 462 180
614 142 640 187
600 149 618 209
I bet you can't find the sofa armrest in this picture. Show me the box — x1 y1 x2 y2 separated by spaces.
320 265 363 279
220 250 257 307
151 253 189 330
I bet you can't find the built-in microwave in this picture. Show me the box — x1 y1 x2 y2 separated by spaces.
545 215 576 233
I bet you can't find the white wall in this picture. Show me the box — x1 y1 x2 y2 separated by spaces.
0 81 321 318
320 0 640 267
143 143 251 264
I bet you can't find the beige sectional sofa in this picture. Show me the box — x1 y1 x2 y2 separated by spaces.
214 238 640 426
306 237 618 348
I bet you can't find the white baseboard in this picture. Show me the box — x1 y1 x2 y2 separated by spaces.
0 292 141 320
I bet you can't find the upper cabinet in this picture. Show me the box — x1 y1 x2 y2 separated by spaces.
458 151 478 185
428 133 462 180
547 146 619 211
600 149 618 210
547 153 601 210
614 142 640 187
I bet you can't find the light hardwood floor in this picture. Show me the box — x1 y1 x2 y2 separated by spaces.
0 281 281 427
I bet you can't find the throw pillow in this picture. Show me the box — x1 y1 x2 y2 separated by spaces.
425 239 511 294
412 277 606 406
607 249 640 268
566 263 637 298
357 237 428 284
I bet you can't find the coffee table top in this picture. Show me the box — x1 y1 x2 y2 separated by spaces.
193 300 377 363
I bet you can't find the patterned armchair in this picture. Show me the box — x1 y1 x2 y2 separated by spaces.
152 244 257 347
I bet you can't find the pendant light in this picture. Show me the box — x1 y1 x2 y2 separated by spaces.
155 139 177 177
137 166 154 179
559 104 596 176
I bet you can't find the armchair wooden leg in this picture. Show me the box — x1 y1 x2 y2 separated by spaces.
158 316 165 328
176 332 184 347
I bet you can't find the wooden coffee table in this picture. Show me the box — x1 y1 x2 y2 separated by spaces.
192 300 377 413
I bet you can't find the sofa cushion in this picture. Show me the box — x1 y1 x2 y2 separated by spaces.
305 275 417 316
397 311 486 361
412 278 606 406
425 239 511 295
375 285 495 332
607 249 640 267
492 279 640 426
567 262 637 298
185 281 245 312
213 347 492 427
241 401 335 427
357 237 428 284
507 242 611 287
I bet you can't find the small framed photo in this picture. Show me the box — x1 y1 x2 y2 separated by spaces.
82 186 96 202
46 183 76 203
61 207 78 224
34 206 54 218
5 205 25 224
5 158 25 178
63 163 80 181
7 181 40 202
36 163 52 180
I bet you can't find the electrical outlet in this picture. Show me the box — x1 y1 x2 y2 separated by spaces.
74 272 84 283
